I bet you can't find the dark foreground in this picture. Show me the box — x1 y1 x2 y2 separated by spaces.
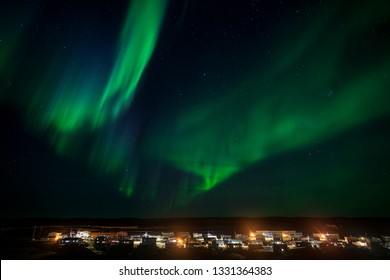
1 217 389 260
2 240 389 260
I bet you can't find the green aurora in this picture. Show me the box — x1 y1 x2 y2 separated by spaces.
144 1 390 201
1 0 390 217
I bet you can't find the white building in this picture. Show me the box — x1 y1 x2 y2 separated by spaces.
76 231 91 240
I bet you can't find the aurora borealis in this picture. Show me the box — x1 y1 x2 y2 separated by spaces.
1 0 390 218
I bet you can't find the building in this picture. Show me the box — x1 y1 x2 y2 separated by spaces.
313 233 339 242
76 231 91 240
255 230 301 242
226 239 242 250
115 231 129 240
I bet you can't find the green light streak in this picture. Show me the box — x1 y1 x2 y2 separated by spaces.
20 0 166 181
155 60 389 196
96 0 167 127
147 1 390 199
2 0 389 213
9 0 167 198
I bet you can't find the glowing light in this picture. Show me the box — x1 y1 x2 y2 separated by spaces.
96 0 167 126
147 1 390 204
2 0 390 217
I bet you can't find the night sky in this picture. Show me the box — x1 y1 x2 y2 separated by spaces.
1 0 390 218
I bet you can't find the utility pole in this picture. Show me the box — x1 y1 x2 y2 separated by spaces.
32 226 36 241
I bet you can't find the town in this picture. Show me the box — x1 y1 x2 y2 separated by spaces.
2 217 389 259
34 227 390 259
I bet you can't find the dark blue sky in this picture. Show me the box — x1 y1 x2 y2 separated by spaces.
1 0 390 218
